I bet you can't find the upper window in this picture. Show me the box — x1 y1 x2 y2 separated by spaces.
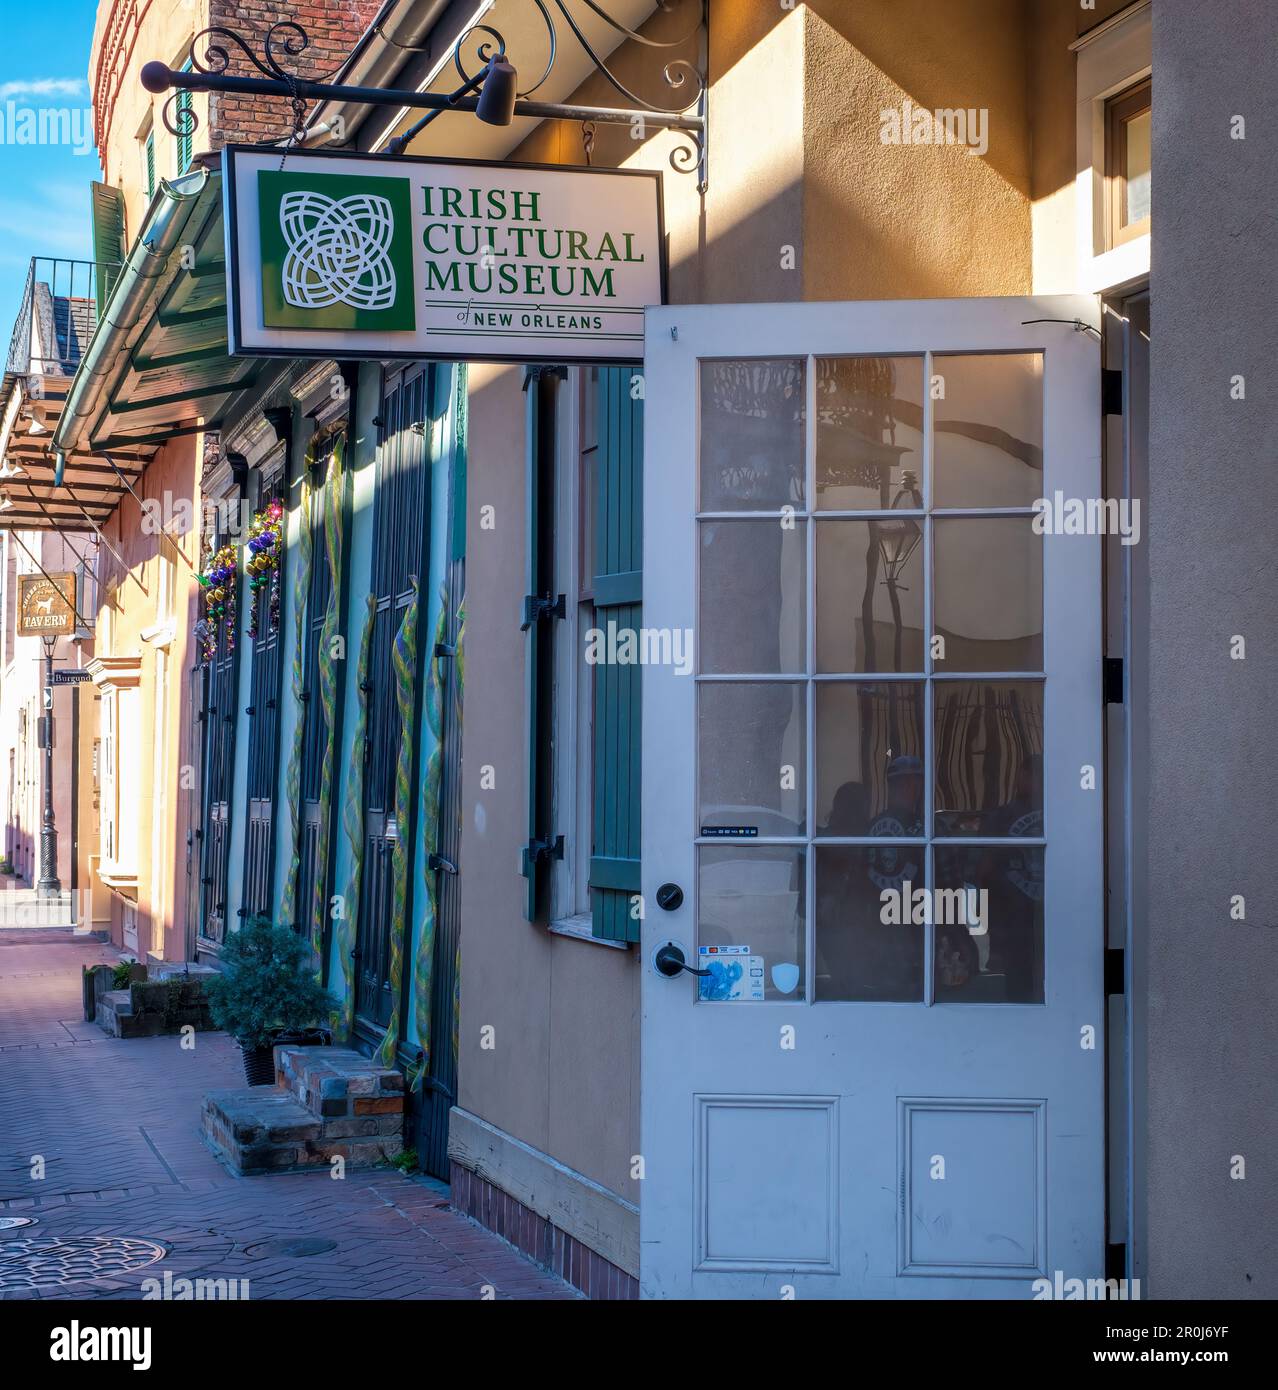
175 59 194 175
1105 79 1150 248
141 127 155 201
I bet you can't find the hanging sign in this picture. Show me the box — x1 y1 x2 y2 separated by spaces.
224 146 665 364
17 573 76 637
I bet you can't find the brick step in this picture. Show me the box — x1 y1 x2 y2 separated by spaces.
276 1045 405 1120
202 1047 405 1176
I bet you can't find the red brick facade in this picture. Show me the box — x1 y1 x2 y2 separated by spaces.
205 1 382 150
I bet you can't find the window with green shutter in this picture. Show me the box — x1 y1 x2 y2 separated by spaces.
175 62 193 175
144 130 155 197
520 365 643 945
89 181 125 320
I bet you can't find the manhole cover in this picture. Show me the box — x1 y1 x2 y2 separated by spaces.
0 1217 35 1231
245 1236 337 1259
0 1236 166 1291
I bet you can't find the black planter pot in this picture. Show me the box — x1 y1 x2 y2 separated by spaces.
240 1043 276 1087
239 1027 333 1086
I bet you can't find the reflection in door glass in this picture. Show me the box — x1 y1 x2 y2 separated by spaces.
815 356 924 510
816 519 924 673
815 682 924 837
700 359 805 511
698 845 805 1001
934 681 1043 836
699 682 805 836
699 520 805 674
932 353 1043 508
933 846 1044 1003
815 846 925 1001
933 517 1043 672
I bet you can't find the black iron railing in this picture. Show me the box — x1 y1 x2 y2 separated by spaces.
5 257 120 379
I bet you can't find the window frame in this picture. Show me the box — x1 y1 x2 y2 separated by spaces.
1105 78 1151 250
547 366 606 941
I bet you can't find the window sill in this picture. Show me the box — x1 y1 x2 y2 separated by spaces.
98 867 139 894
548 913 628 950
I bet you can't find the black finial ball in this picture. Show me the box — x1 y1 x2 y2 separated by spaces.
140 61 172 94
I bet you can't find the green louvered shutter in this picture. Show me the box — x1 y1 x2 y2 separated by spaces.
145 131 155 196
520 366 564 920
590 367 642 943
89 181 125 320
176 64 193 175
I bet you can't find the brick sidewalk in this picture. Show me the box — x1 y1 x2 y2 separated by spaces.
0 932 578 1300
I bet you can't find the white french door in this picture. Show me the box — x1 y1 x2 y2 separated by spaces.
641 296 1104 1299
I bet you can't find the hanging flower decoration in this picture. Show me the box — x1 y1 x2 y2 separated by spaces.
197 541 239 662
246 498 285 639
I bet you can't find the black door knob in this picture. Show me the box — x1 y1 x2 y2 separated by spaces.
656 882 683 912
654 943 711 978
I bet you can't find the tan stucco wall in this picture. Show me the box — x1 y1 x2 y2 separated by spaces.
93 437 201 961
458 362 641 1200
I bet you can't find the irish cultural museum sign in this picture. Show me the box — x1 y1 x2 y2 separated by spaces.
224 146 665 363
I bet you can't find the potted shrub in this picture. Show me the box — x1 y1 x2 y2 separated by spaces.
205 917 334 1085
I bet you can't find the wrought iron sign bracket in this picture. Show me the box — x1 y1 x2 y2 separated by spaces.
142 3 710 191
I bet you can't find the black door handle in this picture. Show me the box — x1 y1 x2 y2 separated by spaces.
654 943 710 978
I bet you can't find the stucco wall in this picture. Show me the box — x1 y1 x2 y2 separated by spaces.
458 362 641 1200
1144 0 1278 1299
93 437 200 961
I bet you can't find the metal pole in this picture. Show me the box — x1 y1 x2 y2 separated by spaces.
143 64 705 133
36 635 60 897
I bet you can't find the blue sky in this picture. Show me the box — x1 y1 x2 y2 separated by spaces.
0 0 102 337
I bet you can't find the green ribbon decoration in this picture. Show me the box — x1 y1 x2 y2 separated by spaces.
375 575 421 1068
334 591 376 1039
407 585 450 1092
278 461 313 933
307 435 346 979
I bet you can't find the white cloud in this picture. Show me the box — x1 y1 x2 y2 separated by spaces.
0 78 88 101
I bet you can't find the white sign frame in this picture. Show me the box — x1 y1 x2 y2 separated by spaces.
224 145 665 364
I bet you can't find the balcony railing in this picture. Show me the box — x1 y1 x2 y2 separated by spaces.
4 256 121 380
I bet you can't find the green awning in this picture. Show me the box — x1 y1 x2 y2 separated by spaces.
53 163 256 471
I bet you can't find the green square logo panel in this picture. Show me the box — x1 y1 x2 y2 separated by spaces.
257 169 416 332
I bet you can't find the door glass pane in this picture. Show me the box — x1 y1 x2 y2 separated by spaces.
815 682 924 836
699 682 806 836
815 356 924 510
933 517 1042 672
698 845 805 1000
816 519 924 673
700 359 805 511
933 354 1043 508
815 846 925 1001
934 681 1043 836
699 520 805 674
933 846 1044 1003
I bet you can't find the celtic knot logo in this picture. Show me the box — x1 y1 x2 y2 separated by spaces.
279 190 397 311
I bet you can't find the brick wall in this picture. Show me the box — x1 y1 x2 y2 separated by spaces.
205 1 382 150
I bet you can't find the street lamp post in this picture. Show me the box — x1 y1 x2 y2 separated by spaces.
36 635 60 898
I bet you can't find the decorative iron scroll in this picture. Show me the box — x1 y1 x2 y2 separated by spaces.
158 2 708 186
